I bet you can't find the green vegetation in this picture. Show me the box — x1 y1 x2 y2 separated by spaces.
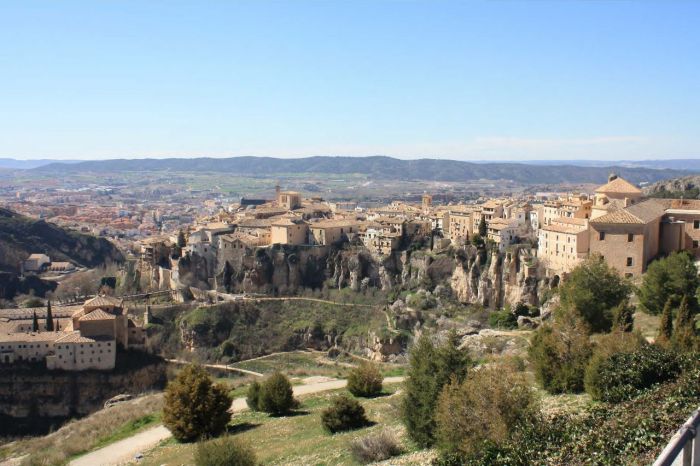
435 363 539 460
584 344 681 402
558 255 631 332
638 251 699 315
528 315 592 393
162 365 232 442
402 330 471 447
194 436 256 466
350 430 403 464
253 372 298 415
347 362 384 398
321 394 371 433
488 308 518 329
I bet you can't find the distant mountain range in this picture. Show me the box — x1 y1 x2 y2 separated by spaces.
26 155 697 184
0 158 82 169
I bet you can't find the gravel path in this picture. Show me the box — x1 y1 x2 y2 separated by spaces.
70 376 404 466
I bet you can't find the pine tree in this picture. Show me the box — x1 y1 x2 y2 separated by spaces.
55 319 60 331
478 216 487 237
672 295 698 352
611 299 635 332
45 300 54 331
222 261 234 293
32 311 39 332
657 299 674 346
177 230 187 248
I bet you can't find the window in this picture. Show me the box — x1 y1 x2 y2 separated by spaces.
598 231 606 241
628 234 634 242
694 240 699 249
626 257 633 267
695 220 700 229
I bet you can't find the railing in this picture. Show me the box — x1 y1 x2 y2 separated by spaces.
654 408 700 466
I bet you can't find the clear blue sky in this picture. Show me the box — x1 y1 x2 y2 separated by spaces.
1 0 698 161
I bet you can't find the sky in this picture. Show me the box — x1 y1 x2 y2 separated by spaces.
1 0 699 161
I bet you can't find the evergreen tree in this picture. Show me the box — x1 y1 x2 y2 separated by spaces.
478 216 487 237
639 251 699 315
657 299 674 346
222 261 234 293
32 311 39 332
45 300 54 331
162 365 232 442
55 319 60 331
402 331 471 447
177 229 187 248
611 299 635 332
672 295 698 352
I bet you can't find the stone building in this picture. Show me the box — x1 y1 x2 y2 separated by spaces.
538 217 589 276
270 217 309 245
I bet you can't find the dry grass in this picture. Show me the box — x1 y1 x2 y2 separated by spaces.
0 393 162 465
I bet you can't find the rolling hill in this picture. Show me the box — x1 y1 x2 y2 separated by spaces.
33 156 693 184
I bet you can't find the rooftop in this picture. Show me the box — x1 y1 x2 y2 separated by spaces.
595 177 642 195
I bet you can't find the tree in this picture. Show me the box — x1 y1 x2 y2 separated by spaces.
656 299 674 346
558 255 631 333
258 372 297 415
347 362 384 398
611 299 635 333
177 229 187 248
638 252 699 315
246 381 262 411
31 311 39 332
402 331 471 447
162 365 232 442
435 363 539 458
672 295 699 352
478 216 487 237
321 394 370 433
45 300 54 331
222 261 234 293
529 314 593 393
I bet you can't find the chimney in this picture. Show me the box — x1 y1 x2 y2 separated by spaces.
608 173 618 183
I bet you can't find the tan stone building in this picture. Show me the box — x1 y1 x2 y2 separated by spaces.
308 220 359 245
270 217 309 245
591 175 643 219
538 217 589 276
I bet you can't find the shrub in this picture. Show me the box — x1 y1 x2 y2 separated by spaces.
246 381 261 410
162 365 232 442
672 295 700 352
585 344 681 402
402 330 471 447
350 429 402 464
528 315 592 393
558 255 631 332
347 362 383 397
488 309 517 329
258 372 297 415
321 394 370 433
194 436 256 466
435 363 539 458
584 331 644 400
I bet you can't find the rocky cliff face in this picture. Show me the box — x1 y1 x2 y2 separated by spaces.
0 356 166 434
450 246 543 309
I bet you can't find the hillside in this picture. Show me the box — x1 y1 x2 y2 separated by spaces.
644 175 700 199
33 155 692 184
0 207 123 272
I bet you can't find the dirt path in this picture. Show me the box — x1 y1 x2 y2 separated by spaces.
70 377 404 466
166 358 264 377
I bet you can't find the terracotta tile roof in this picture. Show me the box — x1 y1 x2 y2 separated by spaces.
0 331 63 343
54 331 111 343
84 296 122 308
590 199 666 225
79 309 116 321
594 177 642 194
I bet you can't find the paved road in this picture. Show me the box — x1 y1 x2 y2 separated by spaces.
70 376 404 466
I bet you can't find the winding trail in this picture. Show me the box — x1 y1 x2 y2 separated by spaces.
69 376 404 466
165 358 264 377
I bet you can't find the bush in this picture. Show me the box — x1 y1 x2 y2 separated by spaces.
194 436 256 466
321 394 370 433
528 315 592 393
347 362 383 397
488 309 517 329
435 363 539 458
584 332 644 400
558 255 631 332
584 344 681 402
638 251 699 315
258 372 297 415
350 429 402 464
246 381 261 410
402 331 471 447
162 365 232 442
